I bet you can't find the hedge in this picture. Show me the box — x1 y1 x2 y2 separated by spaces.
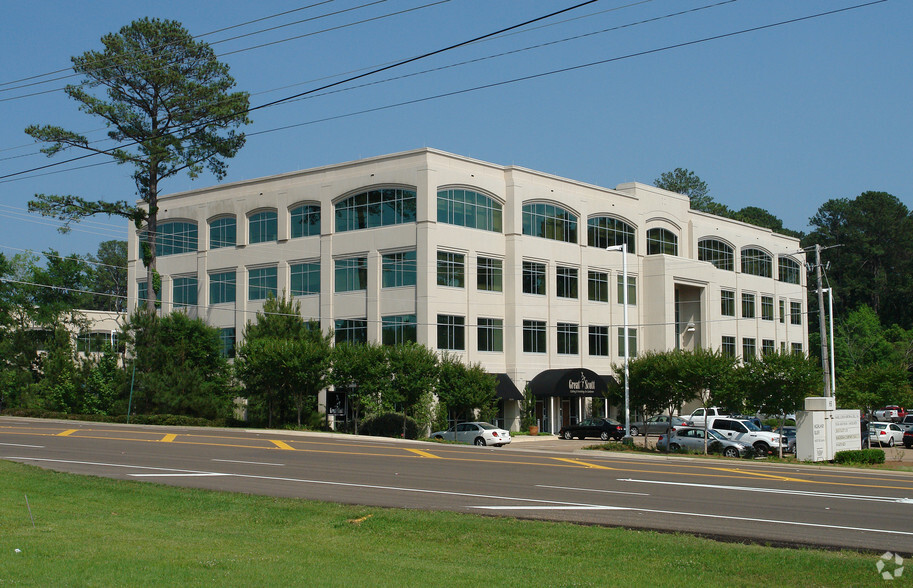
834 448 885 465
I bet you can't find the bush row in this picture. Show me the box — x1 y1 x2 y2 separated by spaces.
834 448 885 465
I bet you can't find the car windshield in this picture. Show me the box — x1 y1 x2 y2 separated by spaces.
477 422 497 430
742 420 761 431
603 418 621 425
708 429 724 440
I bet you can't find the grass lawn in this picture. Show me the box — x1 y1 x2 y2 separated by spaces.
0 460 896 586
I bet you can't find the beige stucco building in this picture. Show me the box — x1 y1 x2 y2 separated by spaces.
127 148 808 432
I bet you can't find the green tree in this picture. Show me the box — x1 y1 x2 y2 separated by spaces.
329 342 392 434
386 343 439 436
679 347 738 453
653 168 711 209
436 353 497 424
88 240 128 312
26 18 251 312
124 310 231 419
805 191 913 329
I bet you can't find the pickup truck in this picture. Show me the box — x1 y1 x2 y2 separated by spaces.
873 406 907 422
687 407 729 428
899 414 913 432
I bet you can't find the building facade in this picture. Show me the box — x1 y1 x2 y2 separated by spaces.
127 148 808 432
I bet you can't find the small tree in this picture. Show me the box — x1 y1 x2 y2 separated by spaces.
386 343 439 437
679 347 738 453
520 384 537 432
436 353 497 426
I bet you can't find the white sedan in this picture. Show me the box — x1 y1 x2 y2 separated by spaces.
431 422 512 447
870 422 905 447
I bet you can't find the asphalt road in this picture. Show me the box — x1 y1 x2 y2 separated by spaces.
2 417 912 554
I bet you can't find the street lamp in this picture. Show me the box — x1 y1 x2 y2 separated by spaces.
606 243 630 440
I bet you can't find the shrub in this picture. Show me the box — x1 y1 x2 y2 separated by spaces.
359 412 419 440
834 449 885 465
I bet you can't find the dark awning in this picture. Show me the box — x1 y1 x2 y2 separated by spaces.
493 373 523 401
529 368 608 398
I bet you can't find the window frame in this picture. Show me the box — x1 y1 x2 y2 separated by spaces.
209 216 236 250
437 251 466 288
523 320 547 353
477 317 504 352
290 204 321 238
522 202 578 243
248 266 278 301
646 227 678 256
248 210 278 244
698 239 734 271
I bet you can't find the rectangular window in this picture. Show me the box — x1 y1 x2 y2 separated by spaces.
437 251 465 288
556 267 578 299
523 320 547 353
762 339 775 356
779 299 786 324
437 314 465 350
219 327 236 358
742 337 757 360
617 327 637 358
210 271 236 305
616 275 636 305
741 292 756 318
522 261 546 295
209 217 236 249
791 342 803 356
335 319 367 345
588 325 609 356
249 211 278 244
382 315 417 346
335 257 367 292
557 322 579 354
382 251 416 288
248 267 277 301
790 301 802 325
721 290 735 317
477 318 504 352
290 262 320 296
761 295 774 321
172 276 198 308
477 257 503 292
587 271 609 302
721 336 736 358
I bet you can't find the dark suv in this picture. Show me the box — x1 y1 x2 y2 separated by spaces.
903 429 912 449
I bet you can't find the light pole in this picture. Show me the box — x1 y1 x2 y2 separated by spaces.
606 243 630 440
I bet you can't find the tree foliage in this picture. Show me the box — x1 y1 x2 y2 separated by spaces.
436 353 498 423
26 18 250 311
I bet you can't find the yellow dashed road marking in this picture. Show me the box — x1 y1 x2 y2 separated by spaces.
160 434 177 443
706 467 806 483
57 429 78 437
552 457 616 470
270 440 295 450
405 448 441 459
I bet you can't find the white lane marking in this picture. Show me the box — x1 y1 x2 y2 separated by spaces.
537 484 649 496
472 506 626 510
129 473 229 477
10 457 913 537
212 459 284 466
619 478 913 504
0 443 44 448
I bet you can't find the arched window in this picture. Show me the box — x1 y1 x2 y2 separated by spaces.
741 247 772 277
249 211 278 244
151 221 197 256
698 239 733 271
209 217 236 249
646 228 678 256
335 188 416 232
522 203 577 243
437 189 502 232
587 216 635 253
778 256 801 284
290 204 320 238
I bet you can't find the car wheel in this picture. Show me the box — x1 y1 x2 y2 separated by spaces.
888 437 895 447
669 443 680 452
474 437 486 447
723 446 739 458
630 426 639 436
433 435 443 440
600 431 609 441
753 442 770 456
563 430 573 440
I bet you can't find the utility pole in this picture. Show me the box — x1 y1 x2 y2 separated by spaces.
811 244 832 396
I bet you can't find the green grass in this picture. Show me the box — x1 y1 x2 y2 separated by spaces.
0 461 896 587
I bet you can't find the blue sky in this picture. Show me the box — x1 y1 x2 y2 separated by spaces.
1 0 909 259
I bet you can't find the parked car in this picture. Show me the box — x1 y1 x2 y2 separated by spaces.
869 422 904 447
899 415 913 432
706 416 783 455
873 406 907 422
656 426 750 457
431 422 511 447
904 429 912 449
628 415 689 437
774 426 797 453
558 418 624 441
686 407 730 428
